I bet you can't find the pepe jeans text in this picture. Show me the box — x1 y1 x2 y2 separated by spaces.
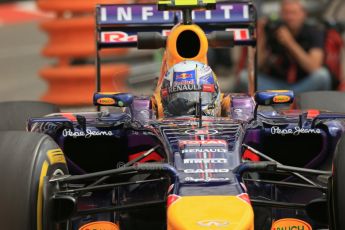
271 126 321 136
62 129 113 138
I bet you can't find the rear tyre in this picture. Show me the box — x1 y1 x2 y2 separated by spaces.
0 131 68 230
330 135 345 229
0 101 59 131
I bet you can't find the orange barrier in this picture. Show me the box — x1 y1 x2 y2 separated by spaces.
37 0 128 13
40 17 128 61
40 64 130 106
37 0 133 105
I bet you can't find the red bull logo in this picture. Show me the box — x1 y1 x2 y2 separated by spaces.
176 73 192 80
173 70 196 83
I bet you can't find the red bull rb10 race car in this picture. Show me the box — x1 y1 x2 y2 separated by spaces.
1 0 345 229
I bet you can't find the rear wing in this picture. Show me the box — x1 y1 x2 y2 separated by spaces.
96 1 257 49
94 1 258 94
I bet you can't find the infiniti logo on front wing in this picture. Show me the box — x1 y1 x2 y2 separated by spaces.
197 220 230 227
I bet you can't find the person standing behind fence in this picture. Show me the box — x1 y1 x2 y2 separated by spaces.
237 0 332 94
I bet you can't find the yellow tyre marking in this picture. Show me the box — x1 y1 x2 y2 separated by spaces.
47 149 66 165
37 160 49 230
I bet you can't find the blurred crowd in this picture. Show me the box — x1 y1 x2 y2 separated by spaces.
210 0 345 94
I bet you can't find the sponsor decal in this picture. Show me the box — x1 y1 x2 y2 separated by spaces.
179 140 227 146
99 3 250 24
271 218 312 230
202 84 215 93
185 177 230 182
97 97 115 105
168 84 201 94
101 31 137 43
270 126 321 136
184 168 229 173
197 220 230 227
184 158 227 164
36 122 60 133
185 129 218 135
47 149 66 165
200 74 214 84
273 95 291 103
172 70 196 86
181 148 227 153
79 221 119 230
174 71 195 81
226 28 250 41
62 129 113 138
173 80 195 86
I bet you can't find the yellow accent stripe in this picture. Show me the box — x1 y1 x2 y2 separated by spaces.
37 161 49 230
158 0 171 3
159 0 215 6
174 0 197 5
98 92 121 95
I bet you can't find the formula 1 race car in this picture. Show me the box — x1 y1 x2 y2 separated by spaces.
1 0 345 230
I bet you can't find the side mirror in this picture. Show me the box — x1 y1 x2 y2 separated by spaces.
254 90 294 106
207 31 234 48
93 92 134 107
137 32 166 49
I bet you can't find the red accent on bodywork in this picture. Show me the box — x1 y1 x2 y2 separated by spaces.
307 109 320 119
167 194 181 207
237 193 251 205
61 113 77 121
128 151 162 163
242 149 260 162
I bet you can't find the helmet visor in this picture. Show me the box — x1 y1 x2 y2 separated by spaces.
163 91 215 117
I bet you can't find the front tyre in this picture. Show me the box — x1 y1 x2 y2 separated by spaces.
330 135 345 229
0 131 68 230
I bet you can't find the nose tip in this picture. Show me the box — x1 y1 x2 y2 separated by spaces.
167 195 254 230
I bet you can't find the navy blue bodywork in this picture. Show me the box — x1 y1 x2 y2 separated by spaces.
27 95 345 229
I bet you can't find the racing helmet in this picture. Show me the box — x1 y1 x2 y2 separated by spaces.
160 61 221 117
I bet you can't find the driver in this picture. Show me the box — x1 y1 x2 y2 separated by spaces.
158 61 226 117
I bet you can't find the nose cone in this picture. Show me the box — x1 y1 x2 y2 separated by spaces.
167 196 254 230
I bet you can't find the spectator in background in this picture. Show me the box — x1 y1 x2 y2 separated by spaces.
237 0 331 94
